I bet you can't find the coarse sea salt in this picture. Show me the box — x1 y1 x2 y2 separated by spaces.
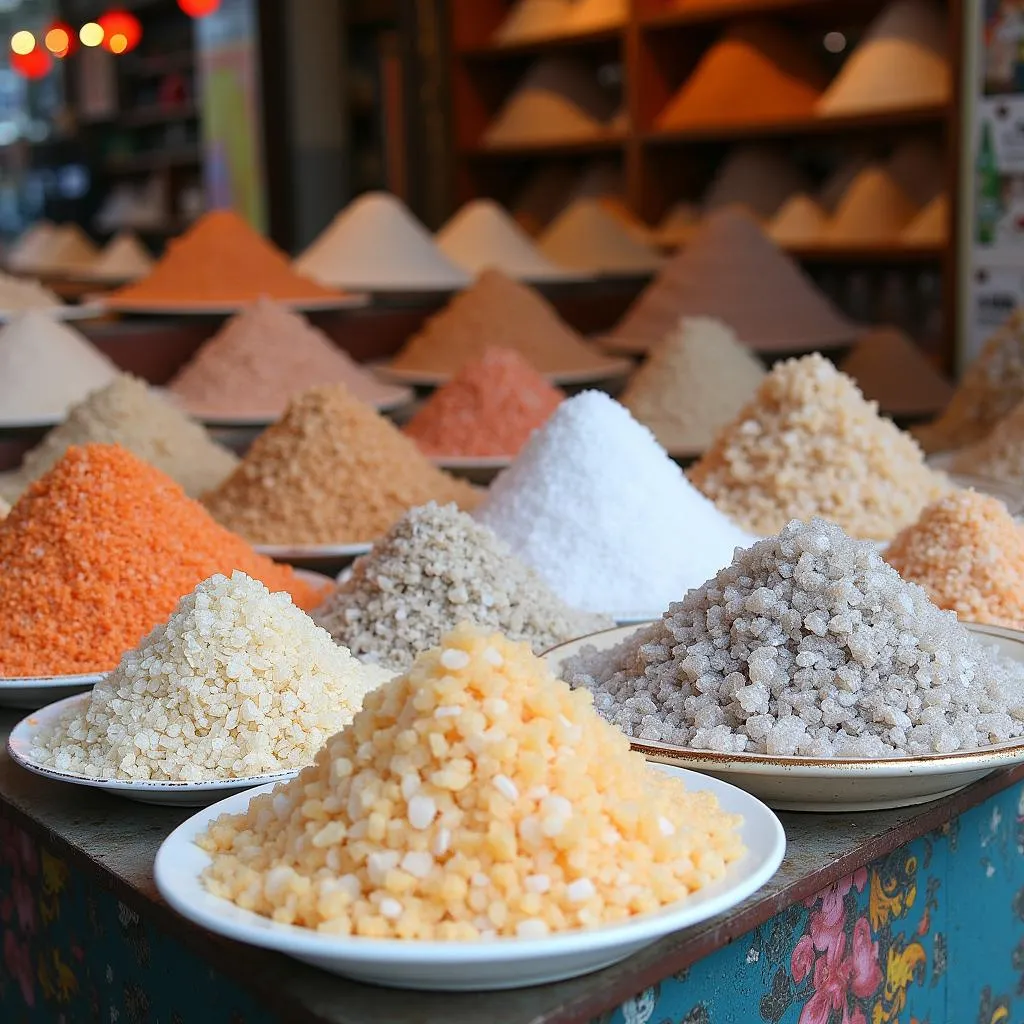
474 390 755 618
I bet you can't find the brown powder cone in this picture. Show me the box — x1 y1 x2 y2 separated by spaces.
654 202 702 248
483 58 616 146
817 0 951 116
913 312 1024 454
950 399 1024 486
839 327 953 418
887 139 945 206
202 386 479 546
389 269 624 376
512 164 580 235
538 199 665 274
703 145 811 219
564 0 627 32
608 207 856 353
822 165 918 245
655 21 828 129
769 194 828 246
902 194 948 246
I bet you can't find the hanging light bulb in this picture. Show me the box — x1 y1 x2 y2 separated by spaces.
10 30 35 56
44 21 76 58
177 0 221 16
98 10 141 53
11 46 51 79
79 22 104 47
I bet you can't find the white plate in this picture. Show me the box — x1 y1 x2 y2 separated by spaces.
546 622 1024 812
374 358 634 389
153 767 784 990
0 671 104 710
0 302 107 323
6 693 298 806
255 542 372 563
102 295 369 315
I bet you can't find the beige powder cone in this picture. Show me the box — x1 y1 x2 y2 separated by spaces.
823 165 918 245
703 145 810 219
654 202 702 248
493 0 574 44
902 193 948 246
818 155 870 212
563 0 627 32
887 138 945 205
769 194 828 246
539 198 665 274
512 164 580 235
483 58 615 146
817 0 951 116
607 206 856 354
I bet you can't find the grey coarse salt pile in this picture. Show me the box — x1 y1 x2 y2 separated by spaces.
474 390 755 618
561 518 1024 757
313 501 611 672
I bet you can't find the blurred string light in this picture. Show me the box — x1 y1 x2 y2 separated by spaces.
10 30 35 55
44 22 76 58
177 0 221 16
99 10 141 53
11 46 51 78
79 21 104 47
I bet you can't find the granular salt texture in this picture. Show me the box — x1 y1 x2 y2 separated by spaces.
913 311 1024 454
0 445 320 677
822 165 918 245
435 200 582 282
197 623 744 939
167 298 409 418
817 0 950 116
403 348 564 457
0 271 62 310
0 312 118 420
562 518 1024 756
839 328 952 419
608 207 856 354
768 195 828 247
313 503 611 672
689 353 949 540
887 139 945 206
111 211 338 306
619 317 766 453
80 231 154 283
902 194 948 247
31 572 392 781
7 221 56 272
950 399 1024 486
296 193 469 292
483 58 616 146
538 199 664 274
389 269 624 378
655 21 827 129
203 386 479 546
0 374 238 503
702 145 810 221
475 391 756 617
493 0 573 44
885 492 1024 631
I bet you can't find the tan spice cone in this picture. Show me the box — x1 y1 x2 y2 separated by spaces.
902 194 948 246
703 145 811 219
769 194 828 246
822 165 918 245
539 198 665 274
493 0 575 44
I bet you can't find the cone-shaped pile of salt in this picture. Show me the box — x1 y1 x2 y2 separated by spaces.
476 391 755 616
608 207 856 353
41 224 99 275
839 327 953 418
493 0 574 44
887 138 945 206
818 155 870 212
902 194 948 246
817 0 950 116
483 58 616 146
389 269 624 377
769 194 828 246
197 622 745 939
654 202 702 248
436 199 584 281
539 199 664 274
823 165 918 244
690 353 948 539
512 164 580 235
619 317 766 453
30 571 392 781
950 399 1024 486
81 232 154 282
112 211 338 305
296 193 469 292
7 221 56 272
0 271 61 311
564 0 627 32
702 145 810 219
656 21 827 129
0 312 118 420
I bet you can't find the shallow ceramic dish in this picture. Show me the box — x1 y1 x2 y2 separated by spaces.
429 454 511 484
545 622 1024 812
255 542 372 567
153 766 784 990
7 693 298 806
102 295 369 315
374 358 634 390
0 671 104 710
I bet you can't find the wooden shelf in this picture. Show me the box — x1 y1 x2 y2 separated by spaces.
458 25 624 60
786 243 946 263
639 0 887 28
119 103 198 128
462 135 627 158
105 145 201 174
122 51 195 77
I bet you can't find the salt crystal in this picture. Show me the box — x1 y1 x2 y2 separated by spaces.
567 878 596 903
407 794 437 830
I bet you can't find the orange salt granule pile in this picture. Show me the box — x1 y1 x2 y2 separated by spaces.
110 211 338 305
403 347 564 456
0 444 321 677
886 490 1024 630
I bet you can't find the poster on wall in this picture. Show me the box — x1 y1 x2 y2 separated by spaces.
194 0 268 232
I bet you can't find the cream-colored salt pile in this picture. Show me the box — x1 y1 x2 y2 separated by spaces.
80 231 154 282
608 207 856 354
0 312 118 420
902 194 948 246
295 192 470 292
823 165 918 245
702 145 810 220
950 399 1024 486
436 199 584 281
483 58 616 146
539 199 664 274
769 194 828 246
7 221 56 272
0 270 62 311
817 0 950 115
493 0 573 44
619 317 766 452
36 224 99 275
887 139 945 206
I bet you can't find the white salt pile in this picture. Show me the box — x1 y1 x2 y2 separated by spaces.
295 192 470 292
436 199 584 281
475 391 755 618
561 518 1024 757
313 502 611 672
80 232 154 282
31 571 392 782
702 145 810 221
539 199 664 274
7 221 56 272
0 270 62 311
823 165 917 245
0 312 118 420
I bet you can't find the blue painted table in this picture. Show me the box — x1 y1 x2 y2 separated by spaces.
0 710 1016 1024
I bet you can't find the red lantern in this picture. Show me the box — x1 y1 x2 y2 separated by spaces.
43 21 76 58
177 0 221 16
98 10 142 53
11 46 52 79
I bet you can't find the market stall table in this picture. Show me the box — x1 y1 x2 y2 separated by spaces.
1 709 1021 1023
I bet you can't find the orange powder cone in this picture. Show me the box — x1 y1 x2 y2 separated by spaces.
822 165 918 245
902 194 948 246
